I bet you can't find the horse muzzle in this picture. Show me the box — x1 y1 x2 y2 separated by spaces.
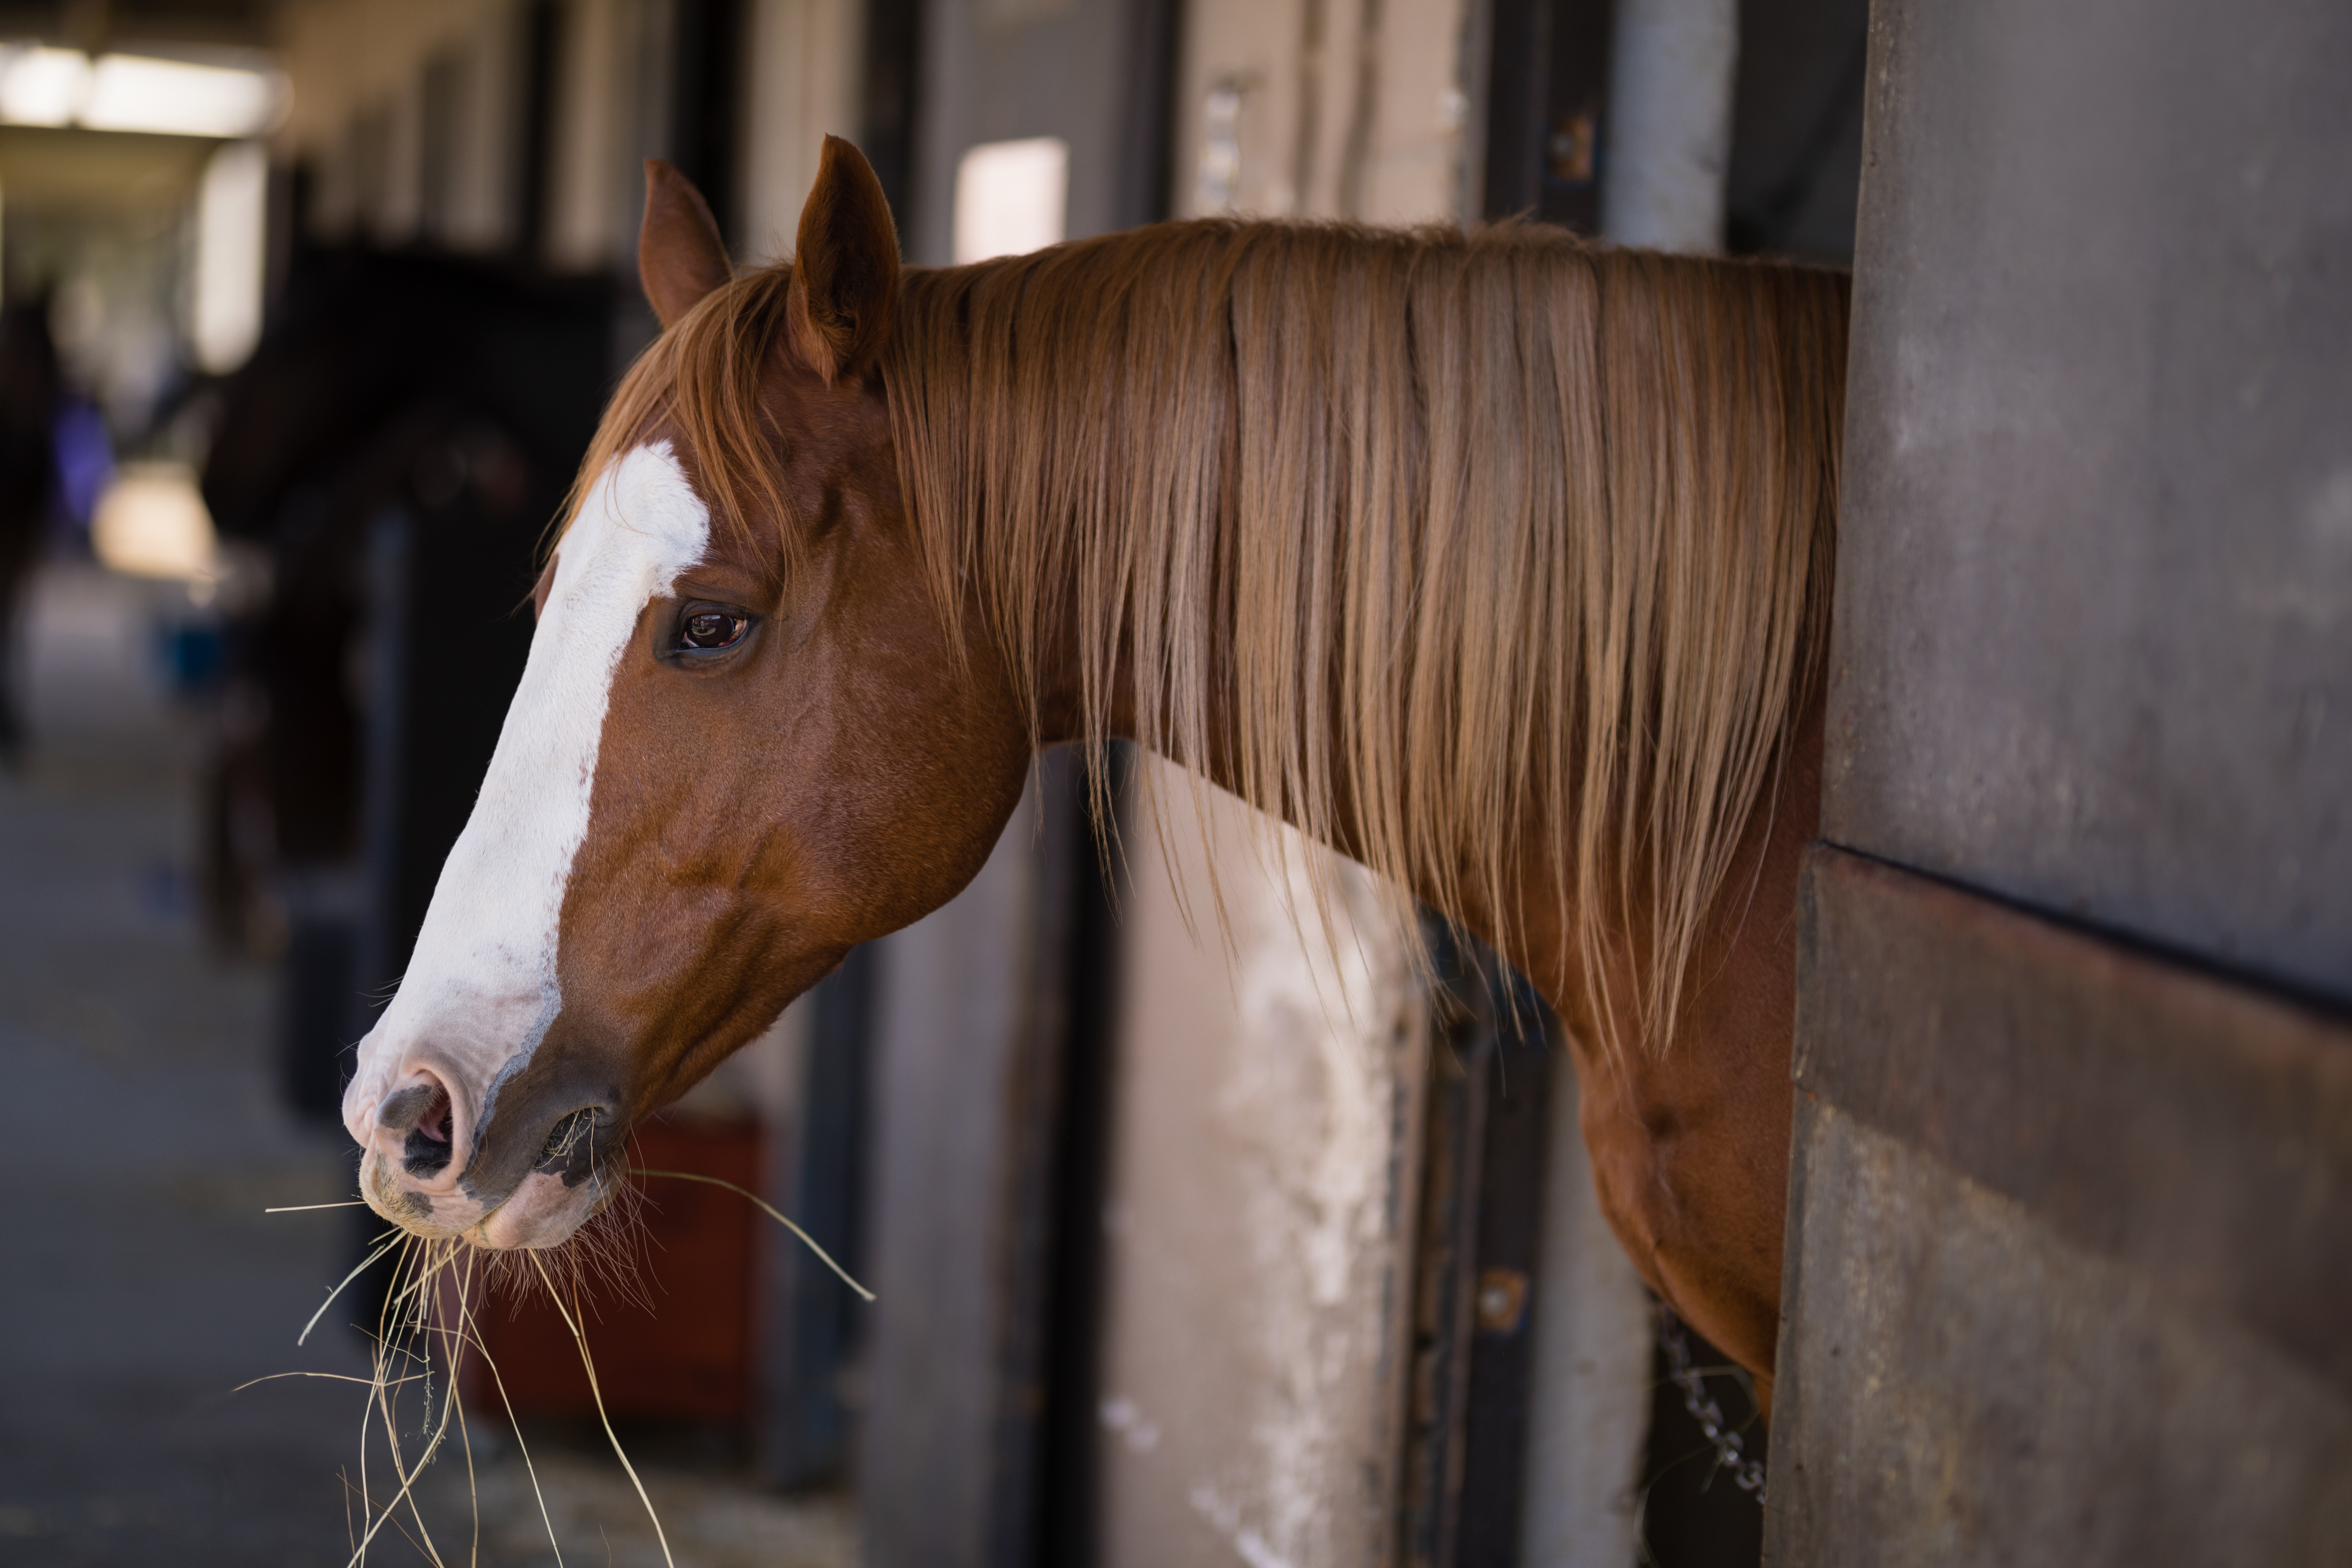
347 1058 620 1248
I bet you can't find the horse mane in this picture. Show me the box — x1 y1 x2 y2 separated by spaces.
573 217 1848 1056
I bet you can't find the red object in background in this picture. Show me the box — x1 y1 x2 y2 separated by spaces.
461 1112 762 1428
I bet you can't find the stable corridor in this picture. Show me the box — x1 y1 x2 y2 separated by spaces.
0 560 853 1567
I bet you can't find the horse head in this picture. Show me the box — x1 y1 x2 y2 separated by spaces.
341 140 1025 1248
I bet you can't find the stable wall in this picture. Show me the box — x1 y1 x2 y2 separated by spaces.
1771 0 2352 1559
1091 777 1429 1568
898 0 1173 263
279 0 537 252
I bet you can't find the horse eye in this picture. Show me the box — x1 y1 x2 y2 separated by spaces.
678 610 749 651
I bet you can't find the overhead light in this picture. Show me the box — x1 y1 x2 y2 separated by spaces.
0 46 91 126
0 43 282 138
83 53 282 137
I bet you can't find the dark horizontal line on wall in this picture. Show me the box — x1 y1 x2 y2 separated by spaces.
1809 838 2352 1029
1795 842 2352 1394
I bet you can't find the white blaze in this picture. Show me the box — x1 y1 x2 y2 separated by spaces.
342 444 710 1146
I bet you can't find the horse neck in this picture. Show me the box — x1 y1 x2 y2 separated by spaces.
899 224 1846 1050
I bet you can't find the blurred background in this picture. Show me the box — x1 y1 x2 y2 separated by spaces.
0 0 1869 1564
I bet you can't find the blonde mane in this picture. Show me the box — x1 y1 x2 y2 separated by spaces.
575 217 1848 1055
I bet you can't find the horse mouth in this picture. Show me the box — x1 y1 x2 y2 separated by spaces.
362 1158 440 1226
356 1093 622 1247
464 1161 620 1250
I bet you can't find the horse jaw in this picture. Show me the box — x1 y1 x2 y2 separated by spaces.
342 443 710 1245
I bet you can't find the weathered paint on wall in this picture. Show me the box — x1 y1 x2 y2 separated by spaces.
1171 0 1478 223
1092 762 1428 1568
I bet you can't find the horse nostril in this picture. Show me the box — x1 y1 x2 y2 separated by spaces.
401 1085 455 1177
536 1109 603 1183
538 1110 597 1170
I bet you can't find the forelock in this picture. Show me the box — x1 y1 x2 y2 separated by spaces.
554 266 807 581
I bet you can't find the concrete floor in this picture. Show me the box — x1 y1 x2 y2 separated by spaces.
0 561 855 1567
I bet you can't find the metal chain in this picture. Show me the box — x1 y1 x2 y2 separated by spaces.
1658 1307 1768 1502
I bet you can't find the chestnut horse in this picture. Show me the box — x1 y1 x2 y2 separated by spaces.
341 138 1845 1402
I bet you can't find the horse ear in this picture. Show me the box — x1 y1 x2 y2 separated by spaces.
639 159 732 328
785 135 900 384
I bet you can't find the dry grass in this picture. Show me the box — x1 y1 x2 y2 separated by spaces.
254 1158 870 1566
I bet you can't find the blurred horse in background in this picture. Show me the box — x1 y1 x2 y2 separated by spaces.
200 249 611 1113
0 299 61 768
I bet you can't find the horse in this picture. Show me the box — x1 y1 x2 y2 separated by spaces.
340 137 1846 1405
0 297 61 768
199 246 612 976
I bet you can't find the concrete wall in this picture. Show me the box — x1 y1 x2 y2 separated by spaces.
738 0 864 262
1819 0 2352 1003
1093 769 1429 1568
859 778 1062 1568
1775 851 2352 1562
1170 0 1477 223
279 0 533 251
1772 0 2352 1559
902 0 1166 264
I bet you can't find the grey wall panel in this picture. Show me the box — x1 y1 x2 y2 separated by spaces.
1783 0 2352 1556
1773 1098 2352 1567
1790 849 2352 1393
1823 0 2352 1003
1770 848 2352 1564
858 780 1048 1568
